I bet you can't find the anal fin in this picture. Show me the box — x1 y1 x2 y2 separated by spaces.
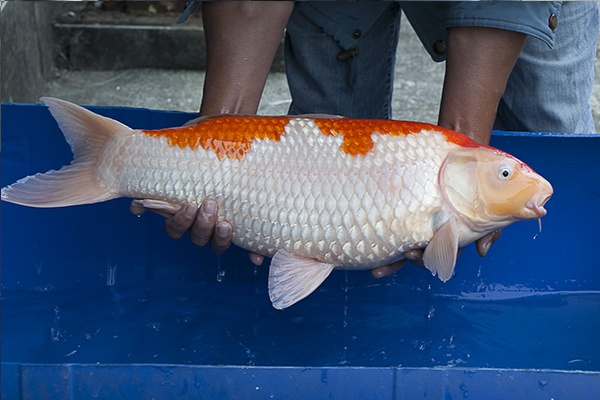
268 249 335 310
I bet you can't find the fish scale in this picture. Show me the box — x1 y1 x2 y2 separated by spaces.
1 98 553 309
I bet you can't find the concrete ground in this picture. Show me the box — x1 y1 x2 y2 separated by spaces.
37 15 600 130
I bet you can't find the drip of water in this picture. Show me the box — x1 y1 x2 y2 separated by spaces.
216 256 226 282
107 265 124 321
338 271 350 365
107 265 117 287
146 322 161 332
343 271 349 329
427 305 436 321
225 328 256 366
50 305 62 342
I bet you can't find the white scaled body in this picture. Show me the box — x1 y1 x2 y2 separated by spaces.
103 120 449 268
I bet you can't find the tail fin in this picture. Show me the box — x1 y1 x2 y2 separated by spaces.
1 97 132 207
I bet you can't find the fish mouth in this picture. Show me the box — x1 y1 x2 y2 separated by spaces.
525 193 551 218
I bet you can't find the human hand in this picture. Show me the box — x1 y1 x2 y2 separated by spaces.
130 199 266 265
370 230 501 279
130 199 233 255
370 249 425 279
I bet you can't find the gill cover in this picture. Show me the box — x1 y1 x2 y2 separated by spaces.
440 150 482 222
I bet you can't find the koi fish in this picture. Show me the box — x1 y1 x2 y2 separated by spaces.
1 98 553 309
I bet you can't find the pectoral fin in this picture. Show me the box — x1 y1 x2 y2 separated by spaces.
268 249 335 310
422 220 459 282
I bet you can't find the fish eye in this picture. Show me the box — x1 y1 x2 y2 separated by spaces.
498 164 513 180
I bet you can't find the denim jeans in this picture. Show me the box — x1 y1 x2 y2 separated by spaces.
285 1 598 133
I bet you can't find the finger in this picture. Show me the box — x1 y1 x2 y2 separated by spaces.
129 199 148 216
130 199 179 219
211 221 232 255
189 200 218 246
165 204 198 239
371 260 407 278
476 229 502 257
249 252 264 266
403 249 425 269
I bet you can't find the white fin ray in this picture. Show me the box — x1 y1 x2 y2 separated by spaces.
268 249 335 310
422 219 459 282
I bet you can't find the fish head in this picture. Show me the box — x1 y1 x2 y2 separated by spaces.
440 146 553 229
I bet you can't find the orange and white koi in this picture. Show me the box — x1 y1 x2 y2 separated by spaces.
1 98 553 309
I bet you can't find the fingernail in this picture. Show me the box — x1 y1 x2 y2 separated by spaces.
215 224 230 238
202 200 216 221
372 269 385 279
481 241 491 256
185 204 198 218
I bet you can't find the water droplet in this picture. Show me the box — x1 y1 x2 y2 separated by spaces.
50 306 62 341
65 349 78 357
50 327 62 342
343 271 349 328
106 265 117 286
176 316 192 324
146 322 161 332
427 305 435 320
460 383 469 398
216 256 225 282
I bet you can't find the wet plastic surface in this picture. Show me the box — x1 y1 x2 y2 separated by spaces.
2 103 599 399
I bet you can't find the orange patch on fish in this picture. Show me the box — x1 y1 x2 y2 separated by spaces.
143 115 292 160
143 115 483 160
313 119 482 156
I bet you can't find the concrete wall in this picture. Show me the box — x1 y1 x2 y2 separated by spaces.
1 1 83 103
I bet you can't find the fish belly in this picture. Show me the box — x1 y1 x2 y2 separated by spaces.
98 120 452 268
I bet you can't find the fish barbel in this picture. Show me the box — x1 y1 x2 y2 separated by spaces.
1 98 553 309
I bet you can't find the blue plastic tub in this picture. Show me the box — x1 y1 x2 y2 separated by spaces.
2 103 599 399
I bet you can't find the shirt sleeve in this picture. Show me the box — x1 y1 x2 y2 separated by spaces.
401 1 562 62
